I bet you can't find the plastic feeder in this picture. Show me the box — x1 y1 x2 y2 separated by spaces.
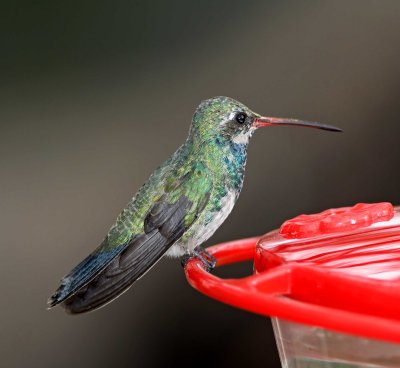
184 202 400 368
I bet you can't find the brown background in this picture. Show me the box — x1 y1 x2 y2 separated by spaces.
2 1 400 367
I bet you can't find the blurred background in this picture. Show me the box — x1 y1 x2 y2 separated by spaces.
2 1 400 367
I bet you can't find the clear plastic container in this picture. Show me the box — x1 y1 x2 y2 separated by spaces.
272 319 400 368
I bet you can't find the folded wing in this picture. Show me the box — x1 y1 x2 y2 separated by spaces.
48 160 212 313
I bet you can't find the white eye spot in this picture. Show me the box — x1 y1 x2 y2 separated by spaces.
228 111 238 121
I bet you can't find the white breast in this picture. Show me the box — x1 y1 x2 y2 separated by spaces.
195 190 237 245
166 190 237 257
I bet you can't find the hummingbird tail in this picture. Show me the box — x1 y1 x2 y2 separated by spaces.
61 229 173 314
47 240 122 309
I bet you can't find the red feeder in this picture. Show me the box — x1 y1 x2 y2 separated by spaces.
184 202 400 368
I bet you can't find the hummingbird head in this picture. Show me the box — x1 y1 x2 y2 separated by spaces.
190 96 341 146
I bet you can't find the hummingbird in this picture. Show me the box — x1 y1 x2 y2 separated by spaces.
48 96 341 313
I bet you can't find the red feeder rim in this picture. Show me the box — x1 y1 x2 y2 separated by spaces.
184 203 400 344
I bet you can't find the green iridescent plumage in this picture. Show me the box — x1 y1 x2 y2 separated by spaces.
108 97 253 246
48 96 340 313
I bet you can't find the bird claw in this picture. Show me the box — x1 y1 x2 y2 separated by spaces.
181 246 216 272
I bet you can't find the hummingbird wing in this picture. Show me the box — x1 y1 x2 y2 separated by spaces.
49 160 213 313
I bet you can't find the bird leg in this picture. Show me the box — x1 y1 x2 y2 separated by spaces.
181 245 217 272
194 245 217 271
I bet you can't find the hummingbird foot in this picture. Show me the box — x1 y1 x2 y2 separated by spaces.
181 246 217 272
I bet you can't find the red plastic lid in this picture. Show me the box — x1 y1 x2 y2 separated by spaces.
257 202 398 280
184 203 400 344
279 202 394 239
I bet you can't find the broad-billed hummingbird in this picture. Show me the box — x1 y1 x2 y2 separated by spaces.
48 96 340 313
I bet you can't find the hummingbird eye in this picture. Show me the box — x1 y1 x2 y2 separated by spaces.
235 112 247 124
